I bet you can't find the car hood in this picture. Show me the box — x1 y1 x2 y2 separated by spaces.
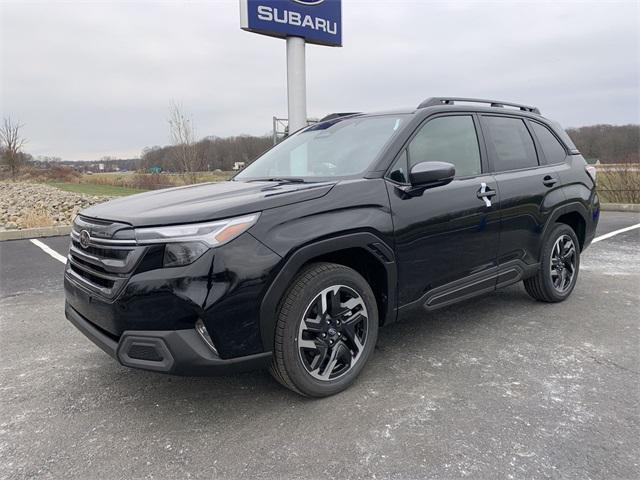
80 180 336 227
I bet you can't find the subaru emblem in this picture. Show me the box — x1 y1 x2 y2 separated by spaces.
79 230 91 249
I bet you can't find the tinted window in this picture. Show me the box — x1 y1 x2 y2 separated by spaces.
407 115 481 177
484 116 538 171
531 121 567 164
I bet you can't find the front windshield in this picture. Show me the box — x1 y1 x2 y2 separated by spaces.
235 114 408 180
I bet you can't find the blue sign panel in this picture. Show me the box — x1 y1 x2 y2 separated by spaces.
240 0 342 47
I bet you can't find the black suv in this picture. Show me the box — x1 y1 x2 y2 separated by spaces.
64 97 599 397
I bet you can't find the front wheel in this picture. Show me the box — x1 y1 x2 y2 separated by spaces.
270 262 378 397
524 223 580 302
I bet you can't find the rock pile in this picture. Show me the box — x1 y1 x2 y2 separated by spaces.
0 182 111 230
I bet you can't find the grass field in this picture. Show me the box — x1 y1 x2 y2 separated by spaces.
48 182 147 197
45 172 234 198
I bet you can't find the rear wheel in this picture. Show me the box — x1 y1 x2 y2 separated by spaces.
270 262 378 397
524 223 580 302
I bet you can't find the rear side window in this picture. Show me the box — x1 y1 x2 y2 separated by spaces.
530 121 567 164
483 116 538 171
407 115 481 177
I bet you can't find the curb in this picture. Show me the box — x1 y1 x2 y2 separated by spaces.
0 226 72 242
600 203 640 213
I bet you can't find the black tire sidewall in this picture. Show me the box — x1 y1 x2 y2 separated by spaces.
541 224 581 301
279 264 378 397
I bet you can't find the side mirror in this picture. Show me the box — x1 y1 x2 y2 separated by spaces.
409 161 455 188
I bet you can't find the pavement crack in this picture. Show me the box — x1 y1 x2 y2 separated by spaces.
585 353 640 375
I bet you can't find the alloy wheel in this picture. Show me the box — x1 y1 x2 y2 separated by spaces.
550 234 577 293
297 285 368 381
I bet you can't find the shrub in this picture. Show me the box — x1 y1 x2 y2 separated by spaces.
130 173 169 190
598 160 640 204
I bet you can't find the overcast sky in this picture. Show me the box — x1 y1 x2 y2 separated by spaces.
1 0 638 161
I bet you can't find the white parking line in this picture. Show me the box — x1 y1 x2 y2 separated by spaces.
30 239 67 264
592 223 640 244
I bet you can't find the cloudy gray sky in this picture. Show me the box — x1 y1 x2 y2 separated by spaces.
1 0 638 161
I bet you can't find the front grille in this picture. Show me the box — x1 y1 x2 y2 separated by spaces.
71 239 130 261
69 262 114 289
71 253 110 275
66 216 146 299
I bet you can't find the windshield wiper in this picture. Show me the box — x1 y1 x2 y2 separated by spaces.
246 177 306 183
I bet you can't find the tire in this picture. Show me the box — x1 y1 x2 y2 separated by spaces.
270 262 379 397
524 223 581 303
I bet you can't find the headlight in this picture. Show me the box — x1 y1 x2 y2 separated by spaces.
134 213 260 267
134 213 260 247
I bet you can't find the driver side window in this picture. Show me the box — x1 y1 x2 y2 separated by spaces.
409 115 482 179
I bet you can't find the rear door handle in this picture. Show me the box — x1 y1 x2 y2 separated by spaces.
477 182 496 207
543 175 558 187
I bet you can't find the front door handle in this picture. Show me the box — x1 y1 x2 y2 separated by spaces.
477 182 496 207
543 175 558 187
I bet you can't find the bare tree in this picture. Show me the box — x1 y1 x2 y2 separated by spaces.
0 117 27 178
168 103 199 183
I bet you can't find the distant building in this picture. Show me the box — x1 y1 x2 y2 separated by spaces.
233 161 246 171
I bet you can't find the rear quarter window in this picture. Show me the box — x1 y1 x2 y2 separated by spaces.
530 121 567 164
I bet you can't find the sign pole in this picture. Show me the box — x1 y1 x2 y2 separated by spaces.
286 36 307 132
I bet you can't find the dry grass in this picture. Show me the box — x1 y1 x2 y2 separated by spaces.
597 162 640 204
21 207 55 228
79 172 233 190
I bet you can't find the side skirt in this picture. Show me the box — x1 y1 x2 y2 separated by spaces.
397 260 539 318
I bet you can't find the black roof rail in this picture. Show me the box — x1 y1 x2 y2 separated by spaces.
417 97 541 115
318 112 362 122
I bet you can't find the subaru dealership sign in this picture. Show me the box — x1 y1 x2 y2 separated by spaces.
240 0 342 47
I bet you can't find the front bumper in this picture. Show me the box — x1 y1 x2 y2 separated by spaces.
65 302 272 375
64 231 282 359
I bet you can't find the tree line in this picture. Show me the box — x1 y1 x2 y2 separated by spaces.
140 134 272 173
566 124 639 164
2 115 638 180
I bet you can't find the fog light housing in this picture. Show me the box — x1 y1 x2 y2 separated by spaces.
195 319 218 355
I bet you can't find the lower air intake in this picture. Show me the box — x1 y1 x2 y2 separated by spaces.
127 344 163 362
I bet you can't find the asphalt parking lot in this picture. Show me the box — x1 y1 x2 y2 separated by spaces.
1 212 639 480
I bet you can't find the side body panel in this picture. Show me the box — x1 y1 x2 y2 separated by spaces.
553 154 600 249
492 164 567 267
250 178 397 351
387 176 501 311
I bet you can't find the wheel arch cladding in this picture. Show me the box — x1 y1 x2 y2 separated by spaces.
555 211 586 250
259 233 397 352
542 203 589 255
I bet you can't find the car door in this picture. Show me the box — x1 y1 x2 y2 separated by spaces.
385 113 501 312
480 114 567 285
